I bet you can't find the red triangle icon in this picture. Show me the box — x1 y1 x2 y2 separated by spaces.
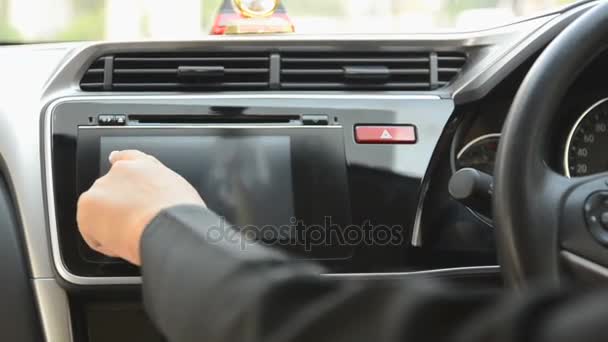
380 129 393 139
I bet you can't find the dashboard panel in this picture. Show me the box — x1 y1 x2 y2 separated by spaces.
452 48 608 193
0 1 602 341
428 42 608 244
46 94 454 285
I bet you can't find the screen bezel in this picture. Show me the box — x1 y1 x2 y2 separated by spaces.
53 125 352 277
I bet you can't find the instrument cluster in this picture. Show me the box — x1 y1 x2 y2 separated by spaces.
449 95 608 229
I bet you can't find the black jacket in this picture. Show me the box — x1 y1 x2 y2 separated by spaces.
141 205 608 342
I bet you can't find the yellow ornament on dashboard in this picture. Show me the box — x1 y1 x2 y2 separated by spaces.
232 0 281 18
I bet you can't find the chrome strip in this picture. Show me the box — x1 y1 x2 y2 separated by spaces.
563 97 608 178
45 98 136 285
50 93 441 101
80 125 342 129
45 94 442 285
33 278 73 342
561 250 608 279
322 265 500 279
456 133 501 160
410 180 430 247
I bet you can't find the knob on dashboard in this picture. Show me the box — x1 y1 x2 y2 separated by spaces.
448 168 494 219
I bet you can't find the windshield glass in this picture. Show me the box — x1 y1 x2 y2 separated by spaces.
0 0 578 42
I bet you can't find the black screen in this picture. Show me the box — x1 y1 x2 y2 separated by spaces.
99 136 295 228
64 126 351 275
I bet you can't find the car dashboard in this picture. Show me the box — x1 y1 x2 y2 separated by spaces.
0 1 604 341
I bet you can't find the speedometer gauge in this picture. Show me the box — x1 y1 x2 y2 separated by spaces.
455 133 500 227
565 98 608 177
456 133 501 175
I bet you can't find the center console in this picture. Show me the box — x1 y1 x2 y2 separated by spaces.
45 94 455 286
52 113 353 280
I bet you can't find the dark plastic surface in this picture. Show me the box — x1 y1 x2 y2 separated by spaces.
0 173 43 341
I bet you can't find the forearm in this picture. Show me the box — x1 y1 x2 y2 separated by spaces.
139 205 604 342
138 205 494 342
140 205 327 341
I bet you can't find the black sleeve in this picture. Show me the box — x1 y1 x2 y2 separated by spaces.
140 205 608 342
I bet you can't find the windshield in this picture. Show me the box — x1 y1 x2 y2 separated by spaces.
0 0 578 42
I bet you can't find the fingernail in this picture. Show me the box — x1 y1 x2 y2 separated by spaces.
109 151 118 163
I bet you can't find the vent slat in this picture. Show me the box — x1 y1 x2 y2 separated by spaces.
281 82 431 90
282 57 430 63
114 57 269 63
113 68 269 74
438 68 462 73
80 82 104 90
281 69 344 75
437 56 467 62
112 82 269 90
281 68 430 75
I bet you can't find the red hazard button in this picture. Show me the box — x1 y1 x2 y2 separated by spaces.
354 125 417 144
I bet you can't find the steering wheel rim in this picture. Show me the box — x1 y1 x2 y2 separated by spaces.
494 1 608 288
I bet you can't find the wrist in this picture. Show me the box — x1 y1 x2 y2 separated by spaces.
125 207 163 265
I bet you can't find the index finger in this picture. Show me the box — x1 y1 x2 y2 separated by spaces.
109 150 151 164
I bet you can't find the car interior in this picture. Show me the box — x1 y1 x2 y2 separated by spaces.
3 0 608 340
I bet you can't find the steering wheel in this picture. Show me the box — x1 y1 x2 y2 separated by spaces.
494 1 608 288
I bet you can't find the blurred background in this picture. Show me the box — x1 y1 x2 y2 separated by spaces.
0 0 576 42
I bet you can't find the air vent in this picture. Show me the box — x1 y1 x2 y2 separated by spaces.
81 53 270 91
80 57 106 91
80 50 467 92
437 51 467 88
280 51 434 90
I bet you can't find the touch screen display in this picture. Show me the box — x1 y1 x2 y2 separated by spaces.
99 136 294 228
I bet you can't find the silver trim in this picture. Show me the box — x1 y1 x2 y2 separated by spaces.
33 278 73 342
563 97 608 178
456 133 502 160
44 94 441 285
561 250 608 279
80 125 342 129
321 265 500 279
410 199 425 246
51 93 441 101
